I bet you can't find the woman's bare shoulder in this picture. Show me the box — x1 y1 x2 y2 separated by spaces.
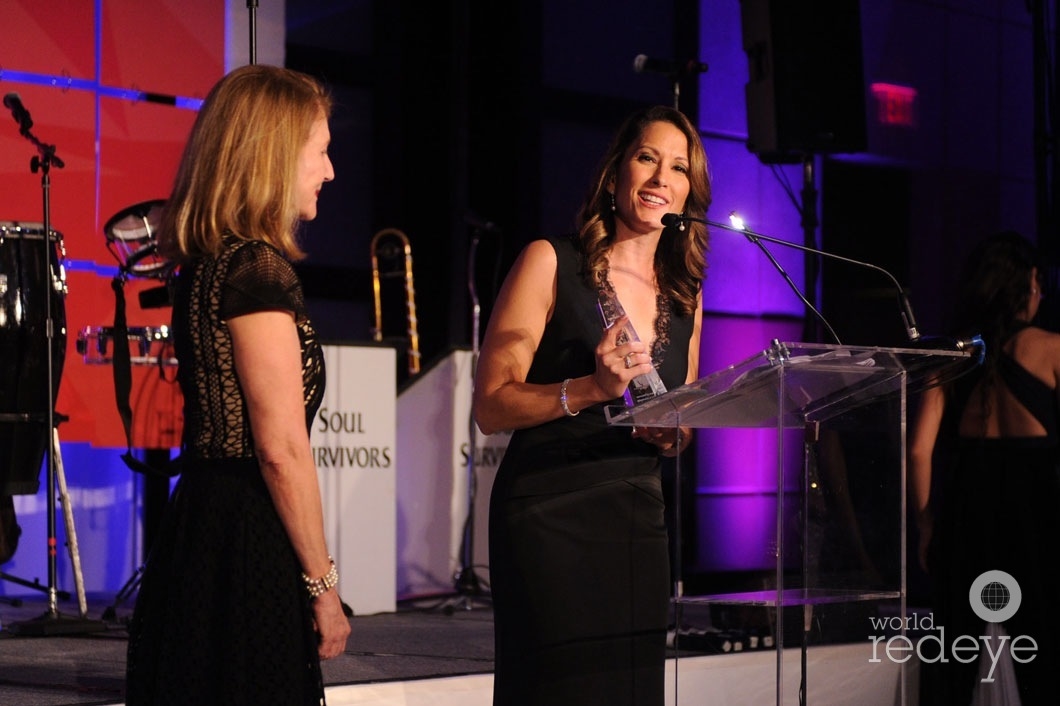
1011 326 1060 385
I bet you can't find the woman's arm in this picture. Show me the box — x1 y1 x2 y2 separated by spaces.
473 240 646 435
685 291 703 384
909 384 945 573
228 310 351 659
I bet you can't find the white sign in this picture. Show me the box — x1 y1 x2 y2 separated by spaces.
396 348 510 598
312 343 396 615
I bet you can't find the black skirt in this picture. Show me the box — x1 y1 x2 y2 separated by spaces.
489 454 669 706
125 459 324 706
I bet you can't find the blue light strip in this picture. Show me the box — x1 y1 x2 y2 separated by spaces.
65 258 121 278
1 36 200 279
0 69 203 111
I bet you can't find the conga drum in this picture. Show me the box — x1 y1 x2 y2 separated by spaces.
0 221 67 496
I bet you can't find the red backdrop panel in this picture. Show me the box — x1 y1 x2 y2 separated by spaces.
4 1 96 79
100 0 224 100
0 87 96 229
2 0 224 449
93 97 200 264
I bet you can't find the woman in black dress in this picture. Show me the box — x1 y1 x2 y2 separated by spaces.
910 231 1060 704
473 105 710 706
125 64 350 705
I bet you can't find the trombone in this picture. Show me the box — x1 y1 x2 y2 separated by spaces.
370 228 421 376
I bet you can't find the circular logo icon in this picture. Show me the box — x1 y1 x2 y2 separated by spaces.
969 570 1021 623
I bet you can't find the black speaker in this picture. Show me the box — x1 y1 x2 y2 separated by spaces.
741 0 867 163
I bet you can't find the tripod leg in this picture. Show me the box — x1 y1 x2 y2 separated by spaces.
102 564 145 622
53 428 88 618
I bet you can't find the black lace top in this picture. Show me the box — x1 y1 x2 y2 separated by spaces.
172 237 325 461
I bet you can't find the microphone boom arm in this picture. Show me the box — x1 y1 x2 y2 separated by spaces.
664 212 921 343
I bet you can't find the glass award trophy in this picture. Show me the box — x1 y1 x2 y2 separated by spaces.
597 289 667 406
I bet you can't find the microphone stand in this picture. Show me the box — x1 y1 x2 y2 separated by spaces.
5 98 103 636
247 0 258 65
799 157 820 343
441 228 491 614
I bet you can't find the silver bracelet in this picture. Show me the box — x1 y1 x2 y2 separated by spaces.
302 556 338 599
560 378 579 417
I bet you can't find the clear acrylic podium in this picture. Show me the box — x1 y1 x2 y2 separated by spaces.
605 340 978 705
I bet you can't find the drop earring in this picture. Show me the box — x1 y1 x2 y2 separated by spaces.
609 193 616 212
678 212 686 232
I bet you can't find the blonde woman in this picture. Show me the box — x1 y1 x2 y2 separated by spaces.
125 64 350 705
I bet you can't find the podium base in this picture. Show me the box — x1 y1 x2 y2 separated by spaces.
8 611 108 637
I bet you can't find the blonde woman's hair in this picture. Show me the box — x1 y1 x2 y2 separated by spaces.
159 64 332 262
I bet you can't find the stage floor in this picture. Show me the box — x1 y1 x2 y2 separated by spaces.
0 592 915 706
0 592 496 706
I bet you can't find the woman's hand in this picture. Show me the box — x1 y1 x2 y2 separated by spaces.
312 590 351 660
593 315 651 399
632 424 691 456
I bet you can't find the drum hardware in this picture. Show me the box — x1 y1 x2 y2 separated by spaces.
370 228 421 377
76 325 177 368
90 202 182 625
102 199 181 477
2 95 103 635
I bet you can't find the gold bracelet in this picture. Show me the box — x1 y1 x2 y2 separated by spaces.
560 378 579 417
302 556 338 599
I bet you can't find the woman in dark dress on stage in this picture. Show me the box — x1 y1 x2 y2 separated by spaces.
910 231 1060 705
473 105 710 706
125 64 350 705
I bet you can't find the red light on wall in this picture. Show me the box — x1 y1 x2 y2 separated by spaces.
871 82 917 127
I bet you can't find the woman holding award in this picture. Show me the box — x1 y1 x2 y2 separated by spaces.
473 105 710 706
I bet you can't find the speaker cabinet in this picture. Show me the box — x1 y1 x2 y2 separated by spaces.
741 0 867 162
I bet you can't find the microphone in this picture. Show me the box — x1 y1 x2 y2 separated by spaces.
3 93 33 134
465 210 501 236
663 212 923 344
908 333 986 362
633 54 709 78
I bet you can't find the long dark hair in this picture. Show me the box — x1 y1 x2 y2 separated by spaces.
953 230 1041 358
948 231 1042 430
574 105 711 317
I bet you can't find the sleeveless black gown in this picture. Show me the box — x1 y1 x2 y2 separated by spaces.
927 326 1060 705
489 234 694 706
125 238 327 706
